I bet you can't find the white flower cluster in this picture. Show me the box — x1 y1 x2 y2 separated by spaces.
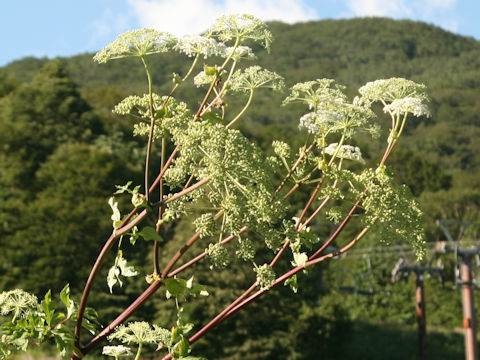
226 46 256 60
358 77 429 103
324 143 365 163
209 14 273 51
113 93 163 117
272 140 291 159
193 70 218 87
174 35 226 58
102 345 133 358
108 321 171 346
0 289 38 320
230 66 284 93
298 110 341 134
283 79 347 110
93 29 176 63
383 97 431 117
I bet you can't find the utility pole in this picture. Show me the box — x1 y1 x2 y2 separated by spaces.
414 270 428 360
392 264 442 360
460 252 478 360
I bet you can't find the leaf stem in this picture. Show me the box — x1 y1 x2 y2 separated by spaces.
226 89 254 128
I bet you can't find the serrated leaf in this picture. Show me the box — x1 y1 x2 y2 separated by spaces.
190 284 209 297
60 284 75 319
137 226 163 242
117 256 138 277
107 251 138 293
108 197 121 229
284 275 298 293
114 181 133 194
52 327 75 358
41 290 55 327
83 307 102 334
180 323 194 335
107 265 121 293
174 337 191 358
165 278 187 297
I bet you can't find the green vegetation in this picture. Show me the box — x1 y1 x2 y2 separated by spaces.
1 17 480 359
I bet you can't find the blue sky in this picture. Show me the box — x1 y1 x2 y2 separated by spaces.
1 0 479 66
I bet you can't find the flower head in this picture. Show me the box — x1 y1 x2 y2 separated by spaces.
225 46 256 61
94 29 176 63
209 14 273 51
383 97 431 117
254 264 276 289
324 143 365 163
108 321 171 345
102 345 133 358
174 35 226 58
358 78 429 103
0 289 38 320
230 66 284 93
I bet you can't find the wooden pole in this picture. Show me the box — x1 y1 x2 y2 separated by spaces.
414 270 428 360
461 254 478 360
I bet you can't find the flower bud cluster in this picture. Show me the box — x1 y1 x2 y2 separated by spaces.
272 141 291 159
193 213 218 238
235 237 256 261
206 243 230 269
254 264 276 289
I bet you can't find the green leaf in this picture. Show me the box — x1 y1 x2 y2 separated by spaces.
201 111 223 124
165 278 187 297
83 307 102 335
137 226 163 242
108 197 122 229
174 337 191 358
60 284 75 319
114 181 133 194
41 290 55 327
52 327 75 358
107 251 138 293
180 357 208 360
284 275 298 293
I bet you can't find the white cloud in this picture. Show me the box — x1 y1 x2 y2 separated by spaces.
126 0 318 36
345 0 457 18
345 0 411 17
88 9 132 48
344 0 458 34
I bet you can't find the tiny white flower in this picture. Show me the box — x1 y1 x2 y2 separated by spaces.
225 46 256 60
102 345 133 358
383 97 431 117
174 35 226 58
193 70 217 87
324 143 365 163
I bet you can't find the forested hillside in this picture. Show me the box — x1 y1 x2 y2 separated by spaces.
1 17 480 359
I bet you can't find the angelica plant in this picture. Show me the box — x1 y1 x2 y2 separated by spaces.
0 14 431 360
